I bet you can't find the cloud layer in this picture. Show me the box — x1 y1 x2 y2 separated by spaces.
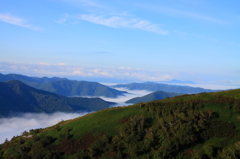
1 62 240 89
0 62 173 82
0 112 88 144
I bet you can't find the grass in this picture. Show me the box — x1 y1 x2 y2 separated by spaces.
41 104 152 141
40 89 240 142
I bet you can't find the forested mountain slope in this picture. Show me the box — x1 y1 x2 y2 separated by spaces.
113 82 219 94
0 73 127 97
0 80 115 117
1 89 240 158
28 80 127 97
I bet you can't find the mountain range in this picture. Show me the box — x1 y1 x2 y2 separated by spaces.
0 80 115 117
113 82 219 94
1 88 240 158
125 91 181 104
0 73 127 98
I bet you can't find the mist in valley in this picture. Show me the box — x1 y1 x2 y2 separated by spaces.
101 88 153 106
0 112 88 144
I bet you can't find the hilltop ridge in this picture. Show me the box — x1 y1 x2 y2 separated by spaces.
126 91 181 104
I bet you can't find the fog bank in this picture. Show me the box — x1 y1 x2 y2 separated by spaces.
101 88 153 107
0 112 88 144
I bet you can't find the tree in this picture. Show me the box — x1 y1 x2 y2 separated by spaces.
4 138 9 144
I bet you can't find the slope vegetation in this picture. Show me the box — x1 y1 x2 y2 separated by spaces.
0 80 114 117
1 89 240 159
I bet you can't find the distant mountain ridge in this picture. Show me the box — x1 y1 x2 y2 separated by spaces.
0 73 127 98
0 80 115 117
26 80 127 97
0 73 67 83
113 82 219 94
126 91 182 104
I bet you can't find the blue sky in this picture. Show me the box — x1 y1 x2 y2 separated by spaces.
0 0 240 88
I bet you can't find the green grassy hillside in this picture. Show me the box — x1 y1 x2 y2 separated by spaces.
1 89 240 159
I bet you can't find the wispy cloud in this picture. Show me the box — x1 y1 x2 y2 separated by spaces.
78 13 168 35
57 0 168 34
0 13 41 30
136 3 227 24
173 9 227 24
61 0 99 7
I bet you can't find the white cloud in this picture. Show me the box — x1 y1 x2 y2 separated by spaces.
0 13 41 30
39 62 50 65
118 67 132 70
58 0 168 34
101 87 153 106
58 63 67 66
78 13 168 35
0 112 88 144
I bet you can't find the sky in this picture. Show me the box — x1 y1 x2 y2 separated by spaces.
0 0 240 88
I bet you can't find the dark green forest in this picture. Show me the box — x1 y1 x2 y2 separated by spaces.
1 89 240 158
